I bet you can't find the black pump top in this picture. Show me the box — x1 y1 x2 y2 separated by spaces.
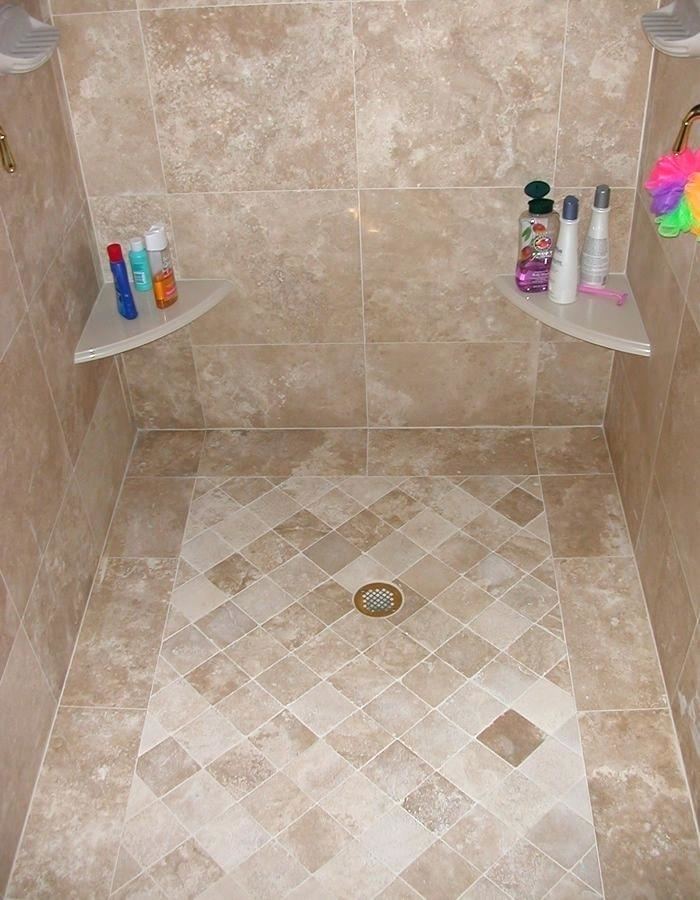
524 180 554 215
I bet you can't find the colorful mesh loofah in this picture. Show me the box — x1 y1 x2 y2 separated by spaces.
645 147 700 239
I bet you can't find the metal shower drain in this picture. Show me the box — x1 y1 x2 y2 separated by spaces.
354 582 403 618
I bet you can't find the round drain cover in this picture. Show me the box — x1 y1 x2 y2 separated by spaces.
354 582 403 618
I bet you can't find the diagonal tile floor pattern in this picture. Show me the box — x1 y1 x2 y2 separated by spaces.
113 473 603 899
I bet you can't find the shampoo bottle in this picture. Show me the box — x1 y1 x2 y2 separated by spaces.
515 181 560 293
549 195 579 305
144 223 178 309
580 184 610 287
107 244 138 320
128 236 153 293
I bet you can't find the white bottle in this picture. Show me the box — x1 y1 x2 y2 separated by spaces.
549 195 579 305
580 184 610 286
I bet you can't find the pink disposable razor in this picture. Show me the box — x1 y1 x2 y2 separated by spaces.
578 283 628 306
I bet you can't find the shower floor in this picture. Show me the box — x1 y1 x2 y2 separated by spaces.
7 428 700 899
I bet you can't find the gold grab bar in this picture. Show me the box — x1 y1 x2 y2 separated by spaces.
0 123 16 173
672 104 700 153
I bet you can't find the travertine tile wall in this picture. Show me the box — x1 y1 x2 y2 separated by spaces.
53 0 653 430
0 2 136 889
605 49 700 821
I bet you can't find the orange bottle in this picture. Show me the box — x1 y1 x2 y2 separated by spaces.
144 223 178 309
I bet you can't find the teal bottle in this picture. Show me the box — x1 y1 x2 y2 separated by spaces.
128 236 153 292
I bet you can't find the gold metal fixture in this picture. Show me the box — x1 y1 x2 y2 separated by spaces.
353 582 403 618
0 123 15 173
672 103 700 153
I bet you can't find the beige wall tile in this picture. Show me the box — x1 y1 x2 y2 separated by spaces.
9 707 144 898
689 246 700 334
0 55 83 300
122 329 204 428
194 344 366 428
360 189 537 343
0 319 72 611
604 358 653 545
0 212 26 361
90 194 173 280
29 208 109 462
141 5 355 191
75 362 135 549
541 474 630 558
557 557 666 711
368 429 537 476
622 198 686 446
199 429 366 477
555 0 652 186
534 341 612 426
64 558 176 707
672 623 700 820
637 479 697 693
24 479 98 698
0 629 55 894
174 192 363 345
57 12 164 195
579 709 700 898
366 343 537 427
354 0 565 187
656 309 700 606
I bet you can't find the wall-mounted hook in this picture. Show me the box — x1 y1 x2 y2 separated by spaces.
0 122 15 172
672 103 700 153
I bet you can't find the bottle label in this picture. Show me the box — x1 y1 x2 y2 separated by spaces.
134 270 148 287
518 219 554 265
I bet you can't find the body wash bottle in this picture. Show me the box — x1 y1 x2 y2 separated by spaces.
549 195 579 305
515 181 560 293
580 185 610 287
144 223 178 309
128 236 153 293
107 244 138 320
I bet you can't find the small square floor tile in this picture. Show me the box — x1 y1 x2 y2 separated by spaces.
440 741 511 803
492 488 544 527
249 710 317 768
365 630 429 678
136 736 200 798
467 555 523 600
305 531 362 575
401 840 479 898
196 601 256 648
337 509 394 552
326 710 393 769
280 806 352 872
365 683 430 738
234 842 308 899
206 553 262 597
403 711 469 769
207 740 275 800
175 708 242 768
316 839 395 899
320 772 394 836
511 679 575 735
262 602 325 652
434 532 490 574
468 601 531 651
299 580 354 626
362 740 432 801
402 655 465 707
148 837 224 899
487 838 564 899
240 772 313 835
369 488 425 528
284 741 354 801
401 508 458 551
162 769 233 833
196 803 270 871
185 652 249 704
401 555 459 600
290 682 357 736
256 656 320 705
436 629 498 678
444 803 518 872
368 531 425 574
232 578 294 625
360 807 434 873
161 625 218 676
270 555 328 599
241 530 297 573
295 628 358 678
225 627 287 677
216 681 282 735
526 802 595 869
399 604 462 652
478 709 546 766
403 772 473 835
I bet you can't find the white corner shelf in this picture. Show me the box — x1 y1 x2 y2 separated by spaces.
493 273 650 356
74 278 233 364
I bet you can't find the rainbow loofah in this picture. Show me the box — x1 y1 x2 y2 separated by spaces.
645 147 700 239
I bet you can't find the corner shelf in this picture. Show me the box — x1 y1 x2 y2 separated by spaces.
74 278 233 364
493 273 650 357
